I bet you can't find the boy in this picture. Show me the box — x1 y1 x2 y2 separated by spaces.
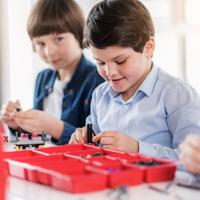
69 0 200 160
1 0 103 145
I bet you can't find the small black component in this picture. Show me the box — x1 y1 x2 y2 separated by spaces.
87 123 100 145
135 160 162 166
87 124 93 144
90 152 102 157
86 152 103 158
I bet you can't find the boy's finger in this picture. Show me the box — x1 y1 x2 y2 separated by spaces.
1 116 10 123
103 144 114 149
92 133 103 143
82 126 88 143
69 133 78 144
75 128 85 143
14 111 33 119
100 136 114 145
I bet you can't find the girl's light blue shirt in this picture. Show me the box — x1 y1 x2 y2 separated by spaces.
87 64 200 160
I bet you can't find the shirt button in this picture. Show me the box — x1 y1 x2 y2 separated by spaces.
123 104 129 110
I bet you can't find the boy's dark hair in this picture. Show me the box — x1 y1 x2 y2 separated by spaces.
27 0 84 48
84 0 155 53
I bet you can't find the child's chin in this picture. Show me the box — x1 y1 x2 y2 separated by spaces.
111 87 125 93
51 65 63 71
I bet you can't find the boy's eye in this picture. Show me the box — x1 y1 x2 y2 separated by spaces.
35 42 45 49
97 62 105 66
56 37 64 42
116 59 126 65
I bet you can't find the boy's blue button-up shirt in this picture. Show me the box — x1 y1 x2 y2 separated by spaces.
34 55 104 144
87 64 200 160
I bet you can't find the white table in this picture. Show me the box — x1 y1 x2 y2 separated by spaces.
6 176 200 200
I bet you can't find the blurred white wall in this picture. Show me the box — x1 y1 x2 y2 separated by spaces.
7 0 34 109
0 0 34 109
0 1 9 107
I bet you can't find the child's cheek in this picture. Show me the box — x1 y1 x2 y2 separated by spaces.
97 68 109 81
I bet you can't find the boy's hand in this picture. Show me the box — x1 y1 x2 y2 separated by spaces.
69 126 87 144
12 109 64 140
179 134 200 174
92 131 139 153
0 100 21 130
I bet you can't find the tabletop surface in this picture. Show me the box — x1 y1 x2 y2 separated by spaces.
6 176 200 200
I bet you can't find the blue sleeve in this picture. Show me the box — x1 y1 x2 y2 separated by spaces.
51 122 76 145
138 141 180 160
139 83 200 160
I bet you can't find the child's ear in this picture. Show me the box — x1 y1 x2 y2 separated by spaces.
144 37 155 58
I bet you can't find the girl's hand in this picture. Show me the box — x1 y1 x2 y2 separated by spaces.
1 100 21 130
69 126 87 144
92 131 139 153
12 109 64 140
179 134 200 174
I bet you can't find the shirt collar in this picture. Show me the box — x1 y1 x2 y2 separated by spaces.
138 63 158 97
44 71 57 92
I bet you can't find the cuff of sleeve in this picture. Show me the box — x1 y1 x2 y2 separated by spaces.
51 122 76 145
138 140 157 157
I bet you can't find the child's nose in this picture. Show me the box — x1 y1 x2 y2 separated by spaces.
44 44 56 57
105 64 118 78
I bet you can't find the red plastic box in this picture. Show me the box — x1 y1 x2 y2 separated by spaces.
0 122 6 200
4 144 176 193
125 156 176 182
35 144 99 155
51 166 108 193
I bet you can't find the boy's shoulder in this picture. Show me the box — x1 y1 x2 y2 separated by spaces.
37 68 55 77
157 67 197 94
35 68 56 85
157 68 180 84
